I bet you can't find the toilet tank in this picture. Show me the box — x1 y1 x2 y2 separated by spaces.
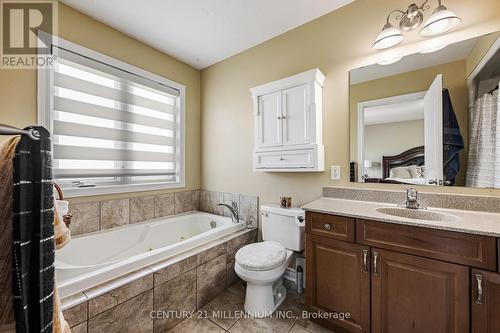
261 204 305 251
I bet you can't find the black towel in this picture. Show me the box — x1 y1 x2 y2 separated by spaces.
442 89 464 185
12 126 54 333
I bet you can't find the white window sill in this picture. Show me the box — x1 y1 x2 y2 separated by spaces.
61 181 185 198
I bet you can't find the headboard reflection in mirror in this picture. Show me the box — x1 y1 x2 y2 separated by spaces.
349 31 500 188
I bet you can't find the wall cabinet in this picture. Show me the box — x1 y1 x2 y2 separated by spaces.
305 211 499 333
250 69 325 171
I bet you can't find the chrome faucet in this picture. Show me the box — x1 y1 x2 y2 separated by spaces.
217 201 240 224
405 188 421 209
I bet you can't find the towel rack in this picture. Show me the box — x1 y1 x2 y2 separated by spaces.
0 123 40 140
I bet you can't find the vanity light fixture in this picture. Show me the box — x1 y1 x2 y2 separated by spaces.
420 0 461 36
372 22 404 50
372 0 461 49
377 56 403 65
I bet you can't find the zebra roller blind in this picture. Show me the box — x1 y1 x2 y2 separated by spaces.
51 47 181 187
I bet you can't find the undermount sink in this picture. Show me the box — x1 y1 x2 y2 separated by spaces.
376 207 458 222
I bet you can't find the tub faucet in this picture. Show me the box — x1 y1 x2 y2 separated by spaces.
217 201 240 224
405 188 420 209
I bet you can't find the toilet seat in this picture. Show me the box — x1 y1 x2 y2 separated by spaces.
235 241 287 271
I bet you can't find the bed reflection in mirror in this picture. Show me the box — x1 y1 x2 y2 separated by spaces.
349 31 500 188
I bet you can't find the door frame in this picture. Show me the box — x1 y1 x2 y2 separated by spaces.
356 91 426 181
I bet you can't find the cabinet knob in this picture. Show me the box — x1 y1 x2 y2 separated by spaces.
280 157 286 161
323 223 332 231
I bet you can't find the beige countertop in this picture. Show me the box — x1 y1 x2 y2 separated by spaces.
302 197 500 237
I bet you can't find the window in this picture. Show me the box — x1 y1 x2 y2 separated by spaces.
38 35 185 197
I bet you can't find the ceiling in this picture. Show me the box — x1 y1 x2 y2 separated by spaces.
351 37 479 84
61 0 353 69
364 99 424 126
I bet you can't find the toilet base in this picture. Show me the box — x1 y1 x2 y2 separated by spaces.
243 278 287 318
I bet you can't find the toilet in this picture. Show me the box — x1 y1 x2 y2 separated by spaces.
234 204 305 317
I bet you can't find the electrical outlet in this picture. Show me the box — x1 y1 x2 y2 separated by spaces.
331 165 341 180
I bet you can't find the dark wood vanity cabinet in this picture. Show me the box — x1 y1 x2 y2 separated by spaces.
305 211 499 333
471 269 500 333
371 248 469 333
306 234 370 333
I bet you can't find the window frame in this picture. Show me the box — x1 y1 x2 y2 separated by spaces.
37 32 186 197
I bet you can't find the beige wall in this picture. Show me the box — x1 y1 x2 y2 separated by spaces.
350 60 469 185
201 0 500 206
364 120 424 178
0 4 201 203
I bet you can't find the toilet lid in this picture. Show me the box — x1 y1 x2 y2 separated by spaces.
235 241 287 271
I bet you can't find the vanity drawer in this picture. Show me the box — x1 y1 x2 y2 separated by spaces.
255 149 315 169
306 212 355 242
357 219 497 270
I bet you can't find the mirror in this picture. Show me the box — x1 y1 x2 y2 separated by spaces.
350 32 500 187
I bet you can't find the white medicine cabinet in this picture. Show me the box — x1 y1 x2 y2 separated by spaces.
250 68 325 172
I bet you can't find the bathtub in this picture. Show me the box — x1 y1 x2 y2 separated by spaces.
56 211 245 298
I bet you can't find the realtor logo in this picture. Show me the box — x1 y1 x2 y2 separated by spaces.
1 0 57 68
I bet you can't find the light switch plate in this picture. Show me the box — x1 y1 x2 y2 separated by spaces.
331 165 341 180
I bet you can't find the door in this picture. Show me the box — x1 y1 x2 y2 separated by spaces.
371 248 469 333
306 235 370 333
424 74 443 185
282 84 311 146
257 91 282 148
471 269 500 333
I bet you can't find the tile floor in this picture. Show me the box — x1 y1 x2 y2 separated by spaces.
166 280 335 332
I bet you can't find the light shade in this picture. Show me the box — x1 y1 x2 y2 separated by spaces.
372 23 404 50
420 5 461 37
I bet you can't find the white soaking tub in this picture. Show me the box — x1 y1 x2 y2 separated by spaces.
56 211 245 297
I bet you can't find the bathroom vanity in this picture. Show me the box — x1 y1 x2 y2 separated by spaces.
303 195 500 333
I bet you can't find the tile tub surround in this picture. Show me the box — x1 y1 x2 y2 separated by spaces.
323 186 500 214
202 190 260 227
68 190 258 236
68 190 200 236
61 228 257 332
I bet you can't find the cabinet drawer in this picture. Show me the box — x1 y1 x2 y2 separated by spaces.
357 219 497 270
255 149 315 169
306 212 355 242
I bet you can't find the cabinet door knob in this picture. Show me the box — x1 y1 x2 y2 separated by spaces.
280 157 286 161
373 251 379 275
475 274 483 305
323 223 332 230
